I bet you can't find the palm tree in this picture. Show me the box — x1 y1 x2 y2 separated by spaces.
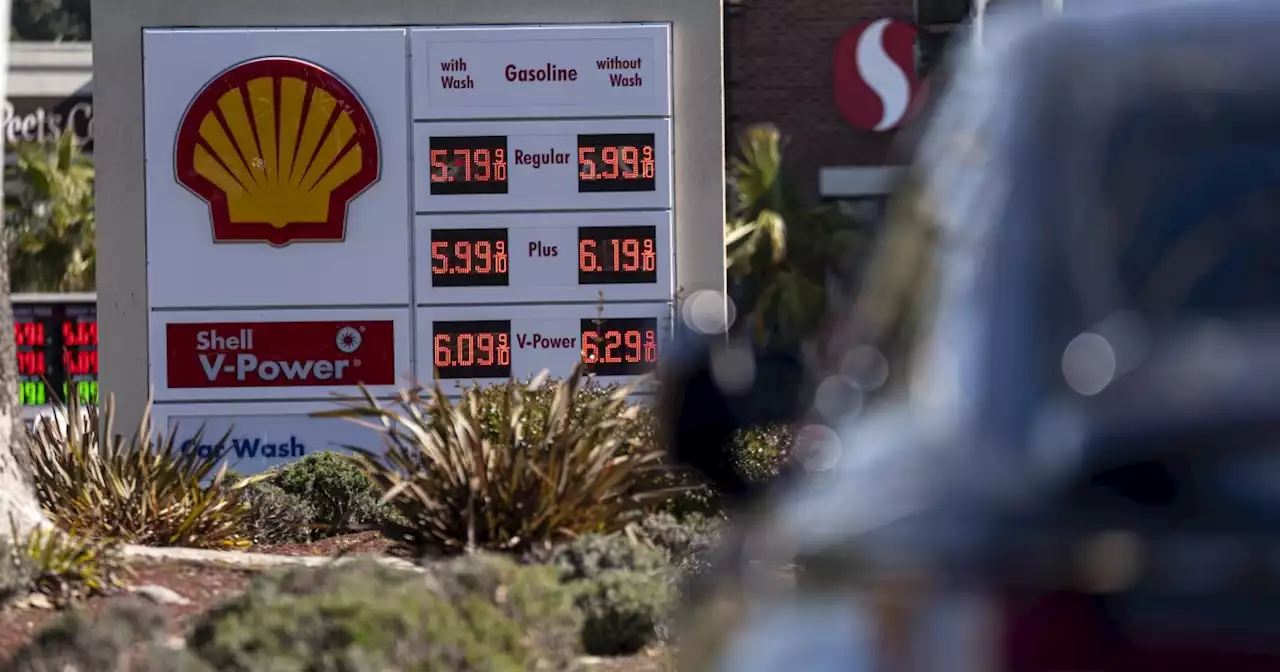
5 131 96 292
725 125 864 346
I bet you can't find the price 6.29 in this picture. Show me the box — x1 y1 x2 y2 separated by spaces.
580 318 659 377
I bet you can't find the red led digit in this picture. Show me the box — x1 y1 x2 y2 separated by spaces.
644 330 658 362
475 148 491 182
621 239 640 272
477 333 494 366
457 333 475 366
431 241 449 275
624 330 641 363
457 149 472 182
434 333 452 368
605 330 623 363
621 146 639 179
497 333 511 365
475 240 492 274
580 239 598 272
641 145 655 179
581 330 599 363
602 146 620 180
495 149 508 182
430 149 448 183
610 239 621 272
578 146 597 181
642 239 656 272
88 322 97 347
456 240 472 274
495 241 508 273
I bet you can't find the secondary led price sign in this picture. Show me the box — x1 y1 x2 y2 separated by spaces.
414 118 671 213
14 298 98 409
417 303 671 394
415 211 672 303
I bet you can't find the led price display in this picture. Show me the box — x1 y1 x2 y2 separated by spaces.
15 301 98 407
433 320 513 379
577 133 656 193
430 228 510 287
578 225 658 284
429 135 509 195
580 317 659 377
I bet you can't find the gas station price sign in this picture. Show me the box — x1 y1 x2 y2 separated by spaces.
414 118 670 213
418 303 670 394
415 211 672 304
14 297 99 408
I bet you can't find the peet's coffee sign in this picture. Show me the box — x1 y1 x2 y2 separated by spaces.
2 96 94 149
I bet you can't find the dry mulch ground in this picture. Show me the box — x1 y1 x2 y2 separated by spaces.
0 558 257 660
246 530 410 558
0 532 673 669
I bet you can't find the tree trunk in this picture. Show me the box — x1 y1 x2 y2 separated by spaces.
0 0 48 541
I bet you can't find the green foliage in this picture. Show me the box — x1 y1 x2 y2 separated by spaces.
186 556 581 671
5 132 96 292
238 481 317 546
637 512 724 577
22 394 267 549
16 524 127 604
11 0 91 41
0 601 213 672
317 364 684 554
726 124 864 345
526 532 669 583
272 452 389 537
524 533 677 656
576 569 676 656
658 423 794 517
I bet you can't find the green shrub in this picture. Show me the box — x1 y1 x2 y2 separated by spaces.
731 424 793 483
659 423 794 517
17 525 127 604
637 512 725 578
238 481 316 545
526 532 669 583
318 364 684 554
187 556 581 671
1 600 213 672
272 452 387 537
576 569 676 656
22 395 265 549
524 532 677 656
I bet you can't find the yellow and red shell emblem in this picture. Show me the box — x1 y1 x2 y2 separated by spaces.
174 57 379 247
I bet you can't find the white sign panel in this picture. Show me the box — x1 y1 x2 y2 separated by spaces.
411 24 671 120
155 401 386 475
416 302 671 394
413 118 671 213
148 307 411 402
142 28 412 309
415 211 673 304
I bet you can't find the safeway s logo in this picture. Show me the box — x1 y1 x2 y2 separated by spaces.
165 320 396 389
832 19 919 132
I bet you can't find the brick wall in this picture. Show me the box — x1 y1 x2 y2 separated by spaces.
727 0 916 198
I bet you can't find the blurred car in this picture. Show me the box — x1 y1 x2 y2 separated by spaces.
663 1 1280 669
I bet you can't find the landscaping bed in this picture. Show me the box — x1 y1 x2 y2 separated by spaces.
0 369 785 670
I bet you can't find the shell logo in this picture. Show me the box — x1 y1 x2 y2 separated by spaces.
174 57 380 247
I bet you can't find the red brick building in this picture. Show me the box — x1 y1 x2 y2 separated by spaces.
726 0 969 214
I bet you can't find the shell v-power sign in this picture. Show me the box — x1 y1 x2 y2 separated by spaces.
113 5 723 476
